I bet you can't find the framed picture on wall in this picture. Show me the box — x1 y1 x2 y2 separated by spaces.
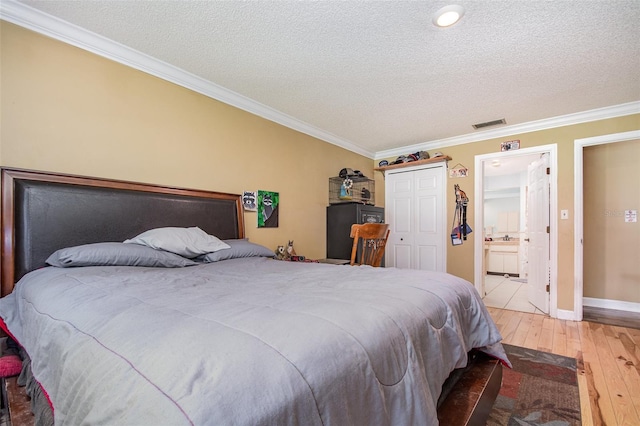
242 191 257 211
257 190 279 228
501 140 520 151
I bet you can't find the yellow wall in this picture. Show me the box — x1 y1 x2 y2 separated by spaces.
584 139 640 303
376 116 640 311
2 22 640 312
0 22 376 260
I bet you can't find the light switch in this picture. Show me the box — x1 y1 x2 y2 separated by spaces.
561 209 569 220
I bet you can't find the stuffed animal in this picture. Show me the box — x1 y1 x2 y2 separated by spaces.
286 240 297 258
275 245 286 260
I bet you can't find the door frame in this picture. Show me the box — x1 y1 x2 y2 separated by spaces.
473 144 558 318
573 130 640 321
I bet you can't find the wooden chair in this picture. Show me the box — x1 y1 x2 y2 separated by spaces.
349 223 390 267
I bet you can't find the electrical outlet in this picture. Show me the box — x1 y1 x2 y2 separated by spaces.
561 209 569 220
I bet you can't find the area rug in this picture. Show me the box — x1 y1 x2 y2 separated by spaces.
487 344 581 426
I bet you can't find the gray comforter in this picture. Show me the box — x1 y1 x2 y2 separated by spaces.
0 257 509 425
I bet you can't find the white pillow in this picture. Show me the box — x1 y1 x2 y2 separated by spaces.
124 227 230 258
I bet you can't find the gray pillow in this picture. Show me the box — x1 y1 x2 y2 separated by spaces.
123 226 230 258
199 239 275 263
46 242 199 268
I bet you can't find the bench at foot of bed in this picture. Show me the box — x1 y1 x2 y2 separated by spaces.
437 351 503 426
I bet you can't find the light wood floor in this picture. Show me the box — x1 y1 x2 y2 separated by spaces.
488 307 640 426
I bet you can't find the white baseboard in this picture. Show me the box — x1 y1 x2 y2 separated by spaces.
583 297 640 313
556 309 579 321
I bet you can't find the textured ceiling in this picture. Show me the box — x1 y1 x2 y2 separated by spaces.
10 0 640 157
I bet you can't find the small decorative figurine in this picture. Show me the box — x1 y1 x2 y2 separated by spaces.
275 245 286 260
361 187 371 202
454 184 469 205
286 240 297 258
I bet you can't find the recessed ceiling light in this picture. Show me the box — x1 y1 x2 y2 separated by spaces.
433 5 465 28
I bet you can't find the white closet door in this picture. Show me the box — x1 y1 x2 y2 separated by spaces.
385 171 413 269
385 164 446 271
414 167 445 271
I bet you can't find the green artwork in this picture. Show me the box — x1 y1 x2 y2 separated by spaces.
257 190 279 228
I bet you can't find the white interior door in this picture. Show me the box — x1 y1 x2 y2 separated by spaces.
527 154 550 313
385 165 445 271
385 170 413 269
414 167 445 271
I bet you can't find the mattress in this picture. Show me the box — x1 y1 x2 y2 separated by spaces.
0 257 509 425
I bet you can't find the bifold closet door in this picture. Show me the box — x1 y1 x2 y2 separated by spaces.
385 165 446 271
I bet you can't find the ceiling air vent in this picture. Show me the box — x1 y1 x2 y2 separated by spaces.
472 118 506 130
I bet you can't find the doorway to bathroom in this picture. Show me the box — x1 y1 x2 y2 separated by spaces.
474 144 558 316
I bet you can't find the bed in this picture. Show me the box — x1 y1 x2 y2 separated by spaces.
0 168 509 425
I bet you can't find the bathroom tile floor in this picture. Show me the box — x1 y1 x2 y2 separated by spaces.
482 274 545 314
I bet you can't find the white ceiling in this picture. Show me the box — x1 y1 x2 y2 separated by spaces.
4 0 640 159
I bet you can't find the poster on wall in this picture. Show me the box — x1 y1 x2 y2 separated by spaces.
242 191 257 211
257 190 279 228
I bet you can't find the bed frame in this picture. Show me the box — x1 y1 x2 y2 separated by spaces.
0 167 500 426
1 168 244 297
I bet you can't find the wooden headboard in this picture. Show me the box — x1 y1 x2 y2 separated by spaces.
1 168 244 296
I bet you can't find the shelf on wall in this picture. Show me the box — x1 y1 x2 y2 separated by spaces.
374 156 451 175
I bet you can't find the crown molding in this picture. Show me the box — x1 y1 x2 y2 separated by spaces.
2 1 637 162
374 101 640 160
0 0 375 159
